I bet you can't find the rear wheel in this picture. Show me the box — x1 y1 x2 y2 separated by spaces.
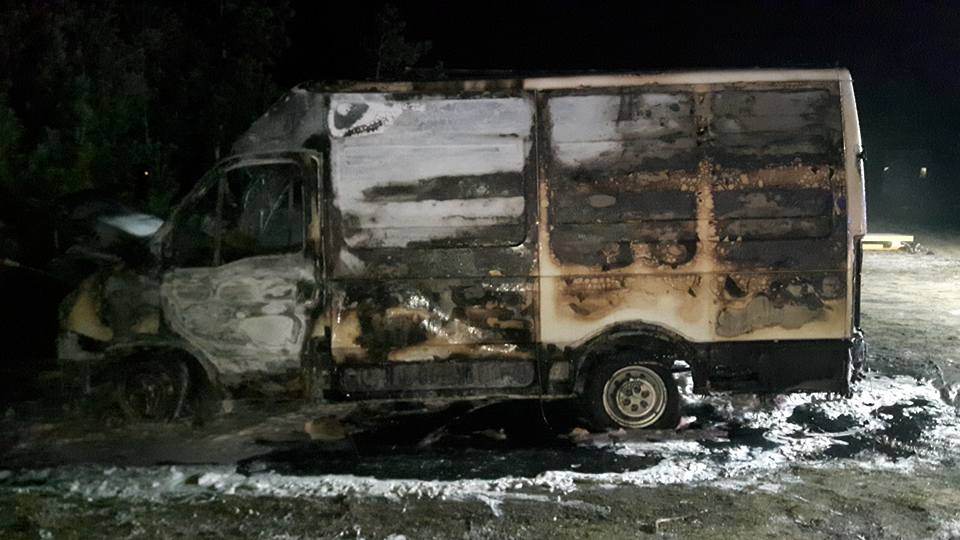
582 356 680 430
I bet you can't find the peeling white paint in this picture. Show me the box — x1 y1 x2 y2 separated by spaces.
238 315 296 348
161 253 315 377
548 93 695 167
330 95 534 248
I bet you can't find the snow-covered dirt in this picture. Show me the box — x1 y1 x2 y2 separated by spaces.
860 224 960 399
3 374 958 505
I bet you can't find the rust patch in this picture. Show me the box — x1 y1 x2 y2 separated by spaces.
560 276 631 319
331 279 537 364
715 273 845 337
63 275 114 342
539 81 848 346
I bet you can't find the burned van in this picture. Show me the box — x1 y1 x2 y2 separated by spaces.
58 69 867 429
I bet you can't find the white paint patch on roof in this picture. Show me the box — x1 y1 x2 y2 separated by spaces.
308 69 851 94
524 68 850 90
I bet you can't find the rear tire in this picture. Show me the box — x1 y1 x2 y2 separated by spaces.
581 355 680 431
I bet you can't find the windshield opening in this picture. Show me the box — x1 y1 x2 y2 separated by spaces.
159 153 317 268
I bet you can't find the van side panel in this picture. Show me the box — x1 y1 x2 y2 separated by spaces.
538 82 848 351
317 76 858 397
325 93 541 396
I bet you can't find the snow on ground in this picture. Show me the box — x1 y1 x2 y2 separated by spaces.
3 373 957 514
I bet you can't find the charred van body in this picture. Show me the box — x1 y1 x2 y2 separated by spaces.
57 69 867 429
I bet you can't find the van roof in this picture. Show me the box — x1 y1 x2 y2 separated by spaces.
301 68 852 94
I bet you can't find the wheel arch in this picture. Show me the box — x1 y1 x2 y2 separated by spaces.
569 321 697 395
103 338 222 393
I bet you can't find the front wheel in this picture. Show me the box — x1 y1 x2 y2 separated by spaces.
116 360 190 422
582 357 680 430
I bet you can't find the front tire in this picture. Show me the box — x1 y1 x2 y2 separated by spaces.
582 356 680 430
116 360 190 422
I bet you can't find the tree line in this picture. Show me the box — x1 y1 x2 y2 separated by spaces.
0 1 432 218
0 0 295 215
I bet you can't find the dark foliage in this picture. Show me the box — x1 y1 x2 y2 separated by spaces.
0 0 293 216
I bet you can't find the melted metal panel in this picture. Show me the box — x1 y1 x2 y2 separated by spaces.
160 253 314 380
61 270 162 347
338 359 537 395
549 92 699 172
326 92 539 284
539 82 850 347
232 88 329 154
324 93 539 382
714 272 846 338
708 89 843 165
330 278 536 365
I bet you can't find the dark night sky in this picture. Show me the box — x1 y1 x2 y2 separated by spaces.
282 0 960 217
285 1 955 79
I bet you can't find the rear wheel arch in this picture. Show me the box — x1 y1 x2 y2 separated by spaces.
570 322 695 395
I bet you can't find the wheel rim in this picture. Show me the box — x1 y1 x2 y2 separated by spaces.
123 369 178 420
602 365 668 429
